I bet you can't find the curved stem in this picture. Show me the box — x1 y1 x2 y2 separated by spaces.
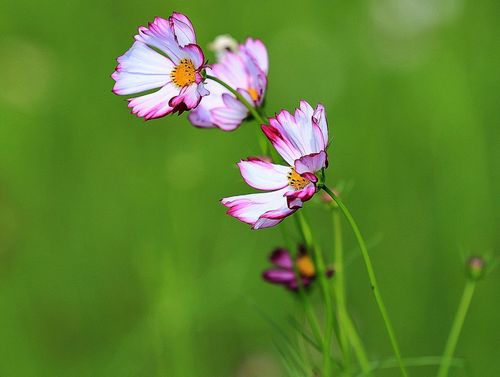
436 280 476 377
321 186 409 377
206 75 267 124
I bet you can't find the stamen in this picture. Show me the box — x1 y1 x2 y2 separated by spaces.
247 88 259 102
171 59 196 87
297 254 315 277
287 168 310 190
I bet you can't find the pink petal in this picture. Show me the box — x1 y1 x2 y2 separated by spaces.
237 158 289 190
312 103 329 149
269 248 293 269
127 82 178 120
211 52 248 89
242 38 268 74
181 43 205 69
170 12 196 47
294 151 328 175
263 101 329 164
135 17 185 64
221 187 295 229
169 83 208 111
262 269 295 283
285 183 317 209
261 123 302 166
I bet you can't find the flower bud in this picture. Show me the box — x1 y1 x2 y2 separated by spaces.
467 256 485 280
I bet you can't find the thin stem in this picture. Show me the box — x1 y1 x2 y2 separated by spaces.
355 356 464 377
343 313 372 375
333 209 372 375
295 266 324 349
333 210 351 365
206 75 267 124
207 74 272 157
321 186 409 377
436 279 476 377
297 212 335 376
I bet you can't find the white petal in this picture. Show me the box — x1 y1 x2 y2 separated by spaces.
222 187 294 228
112 42 174 95
237 158 289 190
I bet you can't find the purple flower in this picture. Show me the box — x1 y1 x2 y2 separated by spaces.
262 246 333 291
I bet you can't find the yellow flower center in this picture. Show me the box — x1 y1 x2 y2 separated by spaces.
297 254 315 277
247 87 259 102
171 59 197 87
287 168 310 190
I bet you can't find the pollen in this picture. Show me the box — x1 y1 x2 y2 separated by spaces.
171 59 197 87
247 87 259 102
287 168 310 190
297 254 315 277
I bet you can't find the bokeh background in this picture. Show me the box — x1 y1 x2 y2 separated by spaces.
0 0 499 376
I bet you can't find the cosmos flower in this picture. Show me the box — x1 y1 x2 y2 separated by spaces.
263 246 333 291
188 36 268 131
221 101 329 229
112 12 209 120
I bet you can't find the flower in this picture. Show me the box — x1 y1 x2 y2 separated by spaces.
188 37 268 131
263 246 333 291
221 101 329 229
112 12 209 120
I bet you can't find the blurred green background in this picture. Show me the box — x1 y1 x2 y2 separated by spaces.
0 0 499 376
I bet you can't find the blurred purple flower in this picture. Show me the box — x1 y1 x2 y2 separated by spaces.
262 246 333 291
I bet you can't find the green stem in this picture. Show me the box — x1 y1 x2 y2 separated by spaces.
322 186 409 377
355 356 464 377
333 210 351 364
295 265 324 349
333 209 372 375
297 212 334 376
436 279 476 377
206 75 267 124
343 313 372 375
206 75 272 157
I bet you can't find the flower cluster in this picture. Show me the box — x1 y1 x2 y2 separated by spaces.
112 11 330 231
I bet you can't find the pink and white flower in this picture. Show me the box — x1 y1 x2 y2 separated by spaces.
188 37 268 131
112 12 209 120
221 101 329 229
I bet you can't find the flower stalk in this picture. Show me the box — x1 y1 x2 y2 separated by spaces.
332 208 372 375
321 185 409 377
436 279 476 377
206 74 267 124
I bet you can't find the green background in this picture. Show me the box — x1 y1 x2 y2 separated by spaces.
0 0 498 376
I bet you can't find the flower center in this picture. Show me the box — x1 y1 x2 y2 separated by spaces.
287 168 310 190
297 254 315 277
171 59 196 87
247 88 259 102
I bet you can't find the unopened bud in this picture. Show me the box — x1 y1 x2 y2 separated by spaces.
467 256 485 280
